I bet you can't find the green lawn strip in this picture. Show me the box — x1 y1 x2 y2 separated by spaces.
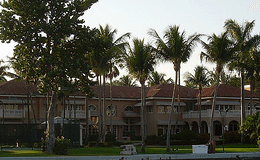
0 150 54 157
0 144 259 157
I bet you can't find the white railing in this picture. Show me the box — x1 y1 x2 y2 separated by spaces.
0 109 25 118
61 110 86 119
182 109 257 119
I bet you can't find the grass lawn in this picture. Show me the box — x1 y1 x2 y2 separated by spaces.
0 144 258 157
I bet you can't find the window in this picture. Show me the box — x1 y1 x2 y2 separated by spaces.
106 105 116 116
88 104 97 111
157 106 164 113
146 106 153 113
125 106 134 111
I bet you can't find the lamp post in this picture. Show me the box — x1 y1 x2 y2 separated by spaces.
219 108 229 152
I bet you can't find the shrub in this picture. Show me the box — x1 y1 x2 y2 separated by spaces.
197 133 210 143
176 130 197 140
53 136 70 155
224 131 240 143
87 134 99 142
105 132 116 143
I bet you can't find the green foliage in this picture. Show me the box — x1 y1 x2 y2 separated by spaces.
176 129 197 140
224 131 240 143
105 132 116 143
53 136 70 155
197 133 210 143
240 112 260 145
87 134 99 142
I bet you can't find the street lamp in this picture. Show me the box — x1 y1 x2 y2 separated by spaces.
219 108 229 152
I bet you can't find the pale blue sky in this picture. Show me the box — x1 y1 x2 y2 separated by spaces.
1 0 260 84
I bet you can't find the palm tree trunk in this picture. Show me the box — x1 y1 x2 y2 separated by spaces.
250 80 253 115
46 91 58 154
110 75 113 133
166 70 177 153
96 75 102 146
85 94 89 145
198 88 202 134
210 73 220 141
102 73 106 142
140 81 146 153
241 71 245 143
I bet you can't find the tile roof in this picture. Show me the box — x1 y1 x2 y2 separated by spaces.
0 80 38 95
146 83 198 98
0 80 258 99
201 84 259 98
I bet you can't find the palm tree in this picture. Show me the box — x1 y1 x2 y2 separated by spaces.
184 65 210 133
0 59 18 83
124 38 156 153
224 19 260 134
200 31 234 145
89 24 130 144
147 71 173 87
112 75 137 86
148 25 201 152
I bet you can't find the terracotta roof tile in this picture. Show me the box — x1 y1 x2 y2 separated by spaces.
146 83 197 98
0 80 38 95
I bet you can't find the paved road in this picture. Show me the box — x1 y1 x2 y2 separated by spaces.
1 152 260 160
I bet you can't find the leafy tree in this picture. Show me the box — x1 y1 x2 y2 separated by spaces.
147 71 173 87
225 19 260 132
112 75 137 86
124 38 156 153
184 65 210 133
200 31 234 143
148 25 201 152
240 112 260 146
0 0 97 153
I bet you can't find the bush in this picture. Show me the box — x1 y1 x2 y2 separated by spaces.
176 130 197 140
105 132 116 143
53 136 70 155
224 131 240 143
146 135 165 145
87 134 99 142
197 133 210 143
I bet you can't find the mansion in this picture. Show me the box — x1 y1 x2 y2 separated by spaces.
0 80 259 143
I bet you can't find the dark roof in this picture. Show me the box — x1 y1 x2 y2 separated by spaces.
0 80 258 99
146 83 198 98
90 85 141 99
0 80 37 95
201 84 259 98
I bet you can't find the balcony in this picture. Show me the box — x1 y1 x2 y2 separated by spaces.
182 109 257 119
0 109 25 118
61 110 99 119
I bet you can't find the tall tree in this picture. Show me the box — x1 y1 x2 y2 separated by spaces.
148 25 201 152
225 19 260 135
200 31 234 145
0 59 16 83
0 0 97 153
147 71 173 87
184 65 210 133
124 38 156 153
91 24 130 143
112 75 137 86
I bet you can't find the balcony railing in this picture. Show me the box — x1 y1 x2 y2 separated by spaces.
61 110 87 119
182 109 257 119
0 109 25 118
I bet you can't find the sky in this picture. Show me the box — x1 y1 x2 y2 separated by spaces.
0 0 260 85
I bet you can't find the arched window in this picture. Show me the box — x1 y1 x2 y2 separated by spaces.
106 105 116 116
229 120 239 131
124 105 134 111
88 104 97 111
